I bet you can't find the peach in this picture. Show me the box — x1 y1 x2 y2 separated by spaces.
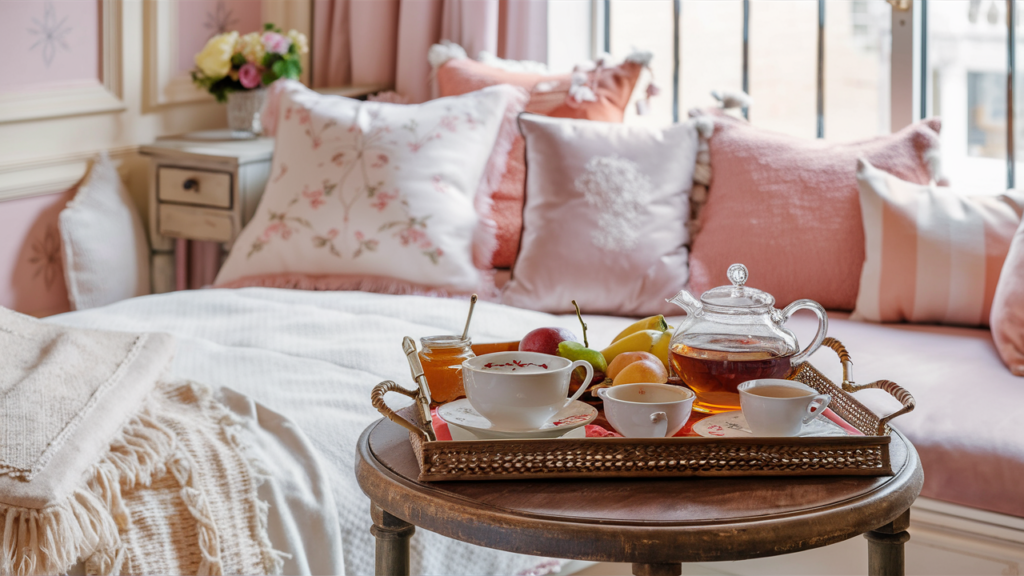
612 359 669 386
606 351 661 379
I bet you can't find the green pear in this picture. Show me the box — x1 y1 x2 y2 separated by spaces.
558 341 609 373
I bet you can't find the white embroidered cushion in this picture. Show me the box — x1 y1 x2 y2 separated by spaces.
501 114 698 316
853 159 1024 326
215 82 519 293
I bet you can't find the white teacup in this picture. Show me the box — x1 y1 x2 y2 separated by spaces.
597 384 695 438
462 351 594 431
738 379 831 437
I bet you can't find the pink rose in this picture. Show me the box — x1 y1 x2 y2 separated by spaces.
262 32 292 55
238 63 261 89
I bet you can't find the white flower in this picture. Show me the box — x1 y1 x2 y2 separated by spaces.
237 32 265 64
195 31 238 79
287 29 309 54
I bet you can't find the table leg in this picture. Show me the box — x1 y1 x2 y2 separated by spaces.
865 509 911 576
371 504 415 576
632 563 681 576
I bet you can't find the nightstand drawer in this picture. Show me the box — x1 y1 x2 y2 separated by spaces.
158 167 232 208
158 205 234 243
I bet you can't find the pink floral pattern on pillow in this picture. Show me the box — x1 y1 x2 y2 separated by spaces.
216 81 521 293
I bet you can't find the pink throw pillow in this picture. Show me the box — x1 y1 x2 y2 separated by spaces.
992 218 1024 375
435 51 648 269
501 114 698 316
853 159 1024 326
215 81 526 295
689 118 944 311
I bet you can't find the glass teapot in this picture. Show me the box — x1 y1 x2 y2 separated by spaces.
666 263 828 414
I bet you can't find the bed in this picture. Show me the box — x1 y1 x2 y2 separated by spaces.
45 284 1022 575
45 287 632 576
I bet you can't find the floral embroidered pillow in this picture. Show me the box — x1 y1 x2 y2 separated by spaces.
501 114 699 316
215 81 520 293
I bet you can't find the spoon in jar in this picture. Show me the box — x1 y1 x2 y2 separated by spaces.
461 294 478 341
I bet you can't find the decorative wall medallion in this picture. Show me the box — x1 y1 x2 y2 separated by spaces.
573 155 655 252
204 1 239 36
28 225 61 291
28 1 72 67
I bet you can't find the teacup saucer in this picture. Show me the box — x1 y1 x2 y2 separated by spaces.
437 399 597 440
692 410 849 438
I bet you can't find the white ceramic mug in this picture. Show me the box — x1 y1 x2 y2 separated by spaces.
738 379 831 437
597 384 695 438
462 351 594 431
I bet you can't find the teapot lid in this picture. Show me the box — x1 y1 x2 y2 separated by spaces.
700 264 775 311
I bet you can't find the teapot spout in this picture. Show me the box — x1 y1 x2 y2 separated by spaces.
666 289 703 316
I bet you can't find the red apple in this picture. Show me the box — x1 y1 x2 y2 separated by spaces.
519 327 577 356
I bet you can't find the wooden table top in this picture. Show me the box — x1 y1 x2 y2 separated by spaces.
356 417 924 564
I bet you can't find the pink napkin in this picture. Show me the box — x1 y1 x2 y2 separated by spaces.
821 407 864 436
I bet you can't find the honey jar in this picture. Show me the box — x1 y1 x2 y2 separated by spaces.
419 335 475 404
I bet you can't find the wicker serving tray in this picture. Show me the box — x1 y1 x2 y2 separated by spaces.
371 338 916 482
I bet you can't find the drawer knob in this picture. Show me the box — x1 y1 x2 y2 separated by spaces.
183 178 200 192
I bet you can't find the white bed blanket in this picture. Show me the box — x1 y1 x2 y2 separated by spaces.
48 288 626 576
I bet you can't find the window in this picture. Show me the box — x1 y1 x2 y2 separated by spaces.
599 0 1021 190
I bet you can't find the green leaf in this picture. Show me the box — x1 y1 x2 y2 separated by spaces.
272 59 287 76
264 22 275 31
231 53 246 67
261 69 278 86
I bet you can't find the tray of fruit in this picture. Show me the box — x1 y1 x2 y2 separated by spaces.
370 313 916 482
371 267 918 481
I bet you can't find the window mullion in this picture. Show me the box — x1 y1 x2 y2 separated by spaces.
1008 0 1016 189
817 0 825 138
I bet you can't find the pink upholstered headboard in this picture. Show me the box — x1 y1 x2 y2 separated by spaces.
0 189 75 317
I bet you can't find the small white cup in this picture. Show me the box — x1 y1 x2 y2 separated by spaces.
462 351 593 431
597 384 695 438
738 379 831 437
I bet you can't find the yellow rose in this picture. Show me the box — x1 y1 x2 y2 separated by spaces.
195 31 238 79
288 29 309 55
237 32 265 64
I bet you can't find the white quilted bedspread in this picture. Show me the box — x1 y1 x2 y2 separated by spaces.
47 288 629 576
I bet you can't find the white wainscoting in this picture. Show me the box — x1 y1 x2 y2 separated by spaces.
569 498 1024 576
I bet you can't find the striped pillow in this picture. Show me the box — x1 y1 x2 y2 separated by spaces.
853 159 1024 326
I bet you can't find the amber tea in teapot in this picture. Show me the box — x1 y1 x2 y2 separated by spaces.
669 337 794 414
666 264 828 414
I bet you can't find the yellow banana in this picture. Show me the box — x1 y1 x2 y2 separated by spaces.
600 329 663 364
611 315 669 343
651 328 673 369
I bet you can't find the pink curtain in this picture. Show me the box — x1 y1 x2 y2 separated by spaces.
313 0 547 103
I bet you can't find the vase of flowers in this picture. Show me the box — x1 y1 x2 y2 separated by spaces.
191 23 308 136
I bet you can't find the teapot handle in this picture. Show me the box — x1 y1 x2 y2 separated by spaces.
780 299 829 365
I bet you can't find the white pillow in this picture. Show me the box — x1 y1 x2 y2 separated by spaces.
215 81 520 293
58 153 150 310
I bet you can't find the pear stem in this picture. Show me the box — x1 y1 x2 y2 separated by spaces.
572 300 588 348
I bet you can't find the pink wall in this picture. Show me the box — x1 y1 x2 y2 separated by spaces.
0 0 100 93
177 0 264 75
0 190 75 318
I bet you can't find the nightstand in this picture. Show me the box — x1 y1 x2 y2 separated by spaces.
140 131 274 292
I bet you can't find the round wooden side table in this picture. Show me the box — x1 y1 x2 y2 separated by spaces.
356 417 923 576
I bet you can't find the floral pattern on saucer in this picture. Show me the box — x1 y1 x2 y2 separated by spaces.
692 410 849 438
437 399 597 440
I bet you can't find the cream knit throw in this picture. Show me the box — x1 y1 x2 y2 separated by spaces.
0 308 283 575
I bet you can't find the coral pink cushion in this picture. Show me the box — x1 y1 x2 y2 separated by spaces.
689 118 943 311
854 159 1024 327
501 114 698 316
216 81 524 294
991 217 1024 375
437 57 643 268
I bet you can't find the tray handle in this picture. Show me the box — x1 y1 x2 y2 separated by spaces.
371 380 430 441
821 337 916 435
